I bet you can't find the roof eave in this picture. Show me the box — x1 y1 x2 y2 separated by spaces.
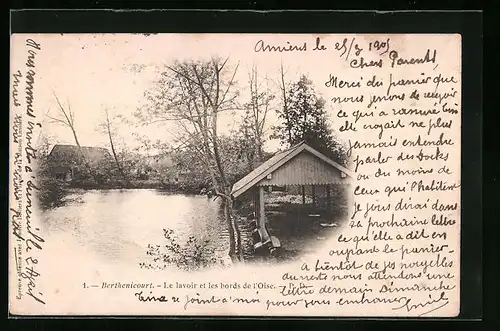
230 142 353 198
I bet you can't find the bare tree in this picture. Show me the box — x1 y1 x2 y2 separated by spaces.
47 93 98 182
277 62 293 144
137 57 243 262
97 108 129 184
242 65 274 164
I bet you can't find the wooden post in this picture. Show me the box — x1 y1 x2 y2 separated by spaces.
312 185 316 206
258 186 270 242
254 188 259 219
302 185 306 205
259 186 265 223
326 184 331 214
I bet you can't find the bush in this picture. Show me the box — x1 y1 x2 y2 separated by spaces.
139 229 219 271
36 161 69 210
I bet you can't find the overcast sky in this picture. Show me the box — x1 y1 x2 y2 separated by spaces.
11 33 459 155
12 33 345 154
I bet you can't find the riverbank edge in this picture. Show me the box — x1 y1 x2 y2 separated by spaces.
65 180 205 195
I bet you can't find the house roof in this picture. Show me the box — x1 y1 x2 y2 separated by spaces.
231 141 353 198
48 144 111 164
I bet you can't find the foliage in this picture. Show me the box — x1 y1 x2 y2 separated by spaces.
135 58 239 189
35 136 69 210
163 133 273 193
139 229 219 271
271 75 348 165
36 161 69 210
218 134 260 183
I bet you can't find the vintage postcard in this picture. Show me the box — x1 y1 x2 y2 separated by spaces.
9 33 461 316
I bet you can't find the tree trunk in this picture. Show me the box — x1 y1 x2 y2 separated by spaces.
280 63 293 145
109 130 128 182
255 135 264 163
210 100 242 262
106 110 129 184
224 192 243 262
204 149 242 263
222 197 236 260
51 94 99 183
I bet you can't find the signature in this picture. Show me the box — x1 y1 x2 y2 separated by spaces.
392 291 449 316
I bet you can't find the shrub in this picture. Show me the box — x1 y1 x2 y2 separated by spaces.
36 160 69 210
139 229 219 271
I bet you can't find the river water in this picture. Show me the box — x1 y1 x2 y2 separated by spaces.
40 189 238 270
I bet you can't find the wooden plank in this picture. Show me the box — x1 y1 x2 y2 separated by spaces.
326 184 331 213
253 187 259 219
303 144 354 177
259 186 270 242
257 152 348 187
312 185 316 205
259 186 265 225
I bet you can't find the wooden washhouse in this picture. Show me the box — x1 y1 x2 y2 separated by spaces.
231 141 353 251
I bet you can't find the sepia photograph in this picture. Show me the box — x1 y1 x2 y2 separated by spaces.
10 30 464 317
27 34 352 272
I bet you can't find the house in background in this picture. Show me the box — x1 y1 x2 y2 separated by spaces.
47 144 112 182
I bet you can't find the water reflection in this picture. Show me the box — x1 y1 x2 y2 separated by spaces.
40 189 232 269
